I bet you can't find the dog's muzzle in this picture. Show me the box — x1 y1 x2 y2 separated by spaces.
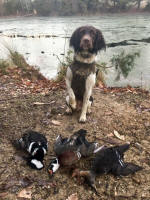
80 34 93 50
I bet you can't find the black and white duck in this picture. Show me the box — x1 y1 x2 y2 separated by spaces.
15 130 48 170
72 143 143 194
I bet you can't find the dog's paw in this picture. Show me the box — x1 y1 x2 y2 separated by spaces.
79 115 86 123
70 101 77 110
66 96 76 110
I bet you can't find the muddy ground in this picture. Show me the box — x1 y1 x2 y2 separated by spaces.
0 78 150 200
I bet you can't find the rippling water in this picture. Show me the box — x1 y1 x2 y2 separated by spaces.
0 14 150 89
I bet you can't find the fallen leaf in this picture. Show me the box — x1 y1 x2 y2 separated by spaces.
0 192 8 198
19 177 33 188
17 188 32 199
66 193 78 200
105 111 113 116
113 130 125 141
107 133 114 137
51 120 61 126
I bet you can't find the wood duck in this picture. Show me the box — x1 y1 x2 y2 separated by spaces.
69 129 99 157
48 129 101 175
72 143 142 194
15 130 48 170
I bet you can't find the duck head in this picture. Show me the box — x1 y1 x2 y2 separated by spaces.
48 157 60 175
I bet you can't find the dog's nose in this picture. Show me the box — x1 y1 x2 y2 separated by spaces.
82 35 91 43
83 38 90 43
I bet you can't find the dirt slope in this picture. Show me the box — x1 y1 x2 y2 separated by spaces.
0 81 150 200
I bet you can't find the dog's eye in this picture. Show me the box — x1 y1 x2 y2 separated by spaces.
80 30 85 35
90 30 95 37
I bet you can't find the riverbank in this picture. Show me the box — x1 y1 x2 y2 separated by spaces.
0 63 150 199
1 14 150 87
0 10 150 19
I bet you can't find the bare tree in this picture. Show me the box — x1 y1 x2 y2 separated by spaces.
137 0 143 9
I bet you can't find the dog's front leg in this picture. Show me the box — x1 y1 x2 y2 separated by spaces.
66 67 76 111
79 73 96 123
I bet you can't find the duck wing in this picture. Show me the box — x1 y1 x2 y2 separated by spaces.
112 162 143 176
115 143 130 156
54 135 77 155
70 129 99 157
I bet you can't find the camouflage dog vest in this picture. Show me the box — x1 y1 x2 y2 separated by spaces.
69 61 96 101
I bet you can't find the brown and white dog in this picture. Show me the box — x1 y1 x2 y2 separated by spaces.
66 26 106 122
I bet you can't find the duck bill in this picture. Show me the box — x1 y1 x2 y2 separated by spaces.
48 169 53 176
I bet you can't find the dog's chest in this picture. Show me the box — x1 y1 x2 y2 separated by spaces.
70 62 96 100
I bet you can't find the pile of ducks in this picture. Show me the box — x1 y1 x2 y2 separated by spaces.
14 129 142 194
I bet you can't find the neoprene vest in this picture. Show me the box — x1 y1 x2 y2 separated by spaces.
69 61 96 101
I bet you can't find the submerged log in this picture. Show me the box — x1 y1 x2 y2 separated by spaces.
107 40 137 47
107 37 150 47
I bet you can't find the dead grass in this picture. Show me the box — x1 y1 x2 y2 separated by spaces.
0 59 10 75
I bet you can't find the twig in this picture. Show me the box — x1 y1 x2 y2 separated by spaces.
140 72 143 89
96 63 112 69
33 101 55 105
53 54 64 65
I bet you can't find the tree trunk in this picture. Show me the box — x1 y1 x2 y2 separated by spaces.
137 0 142 9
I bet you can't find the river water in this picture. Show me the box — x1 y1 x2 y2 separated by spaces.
0 14 150 89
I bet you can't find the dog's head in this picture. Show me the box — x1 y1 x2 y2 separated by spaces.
70 26 106 54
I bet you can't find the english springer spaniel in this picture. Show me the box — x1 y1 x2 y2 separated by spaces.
66 26 106 122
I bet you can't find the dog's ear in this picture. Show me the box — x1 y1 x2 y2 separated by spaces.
70 27 81 52
93 29 106 54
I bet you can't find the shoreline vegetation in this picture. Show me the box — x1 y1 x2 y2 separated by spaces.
0 0 150 17
0 10 150 18
0 47 148 94
0 11 150 19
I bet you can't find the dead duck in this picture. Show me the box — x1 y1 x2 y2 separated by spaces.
48 157 60 175
72 143 143 194
48 129 101 175
69 129 99 157
15 130 48 170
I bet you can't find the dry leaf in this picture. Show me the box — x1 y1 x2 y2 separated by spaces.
66 193 78 200
0 192 8 198
107 133 114 137
17 188 32 199
51 120 61 126
113 130 125 141
105 111 113 116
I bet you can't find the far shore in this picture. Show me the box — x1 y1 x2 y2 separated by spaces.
0 10 150 20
